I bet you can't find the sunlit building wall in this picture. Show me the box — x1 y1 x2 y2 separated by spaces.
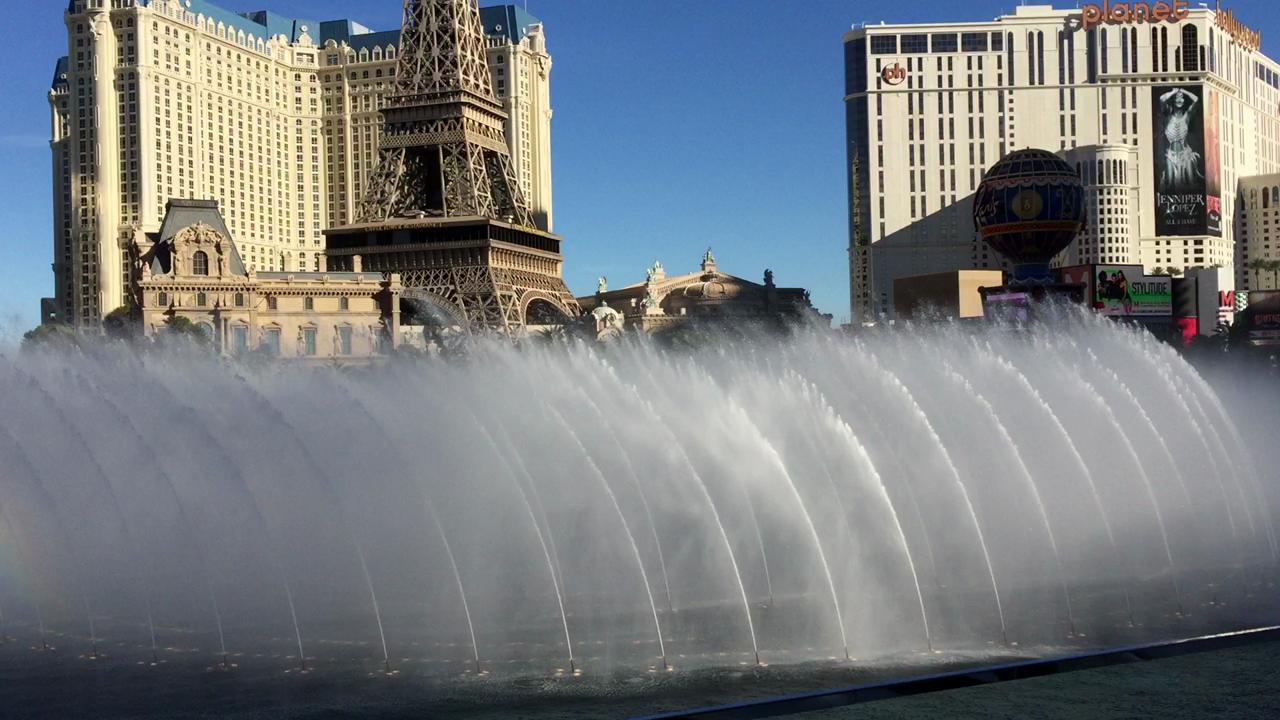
48 0 552 328
843 4 1280 322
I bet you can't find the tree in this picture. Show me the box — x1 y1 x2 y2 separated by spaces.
1151 267 1167 276
1246 259 1267 289
103 305 142 342
21 323 81 352
159 315 211 345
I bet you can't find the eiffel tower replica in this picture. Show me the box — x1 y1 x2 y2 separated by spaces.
324 0 579 334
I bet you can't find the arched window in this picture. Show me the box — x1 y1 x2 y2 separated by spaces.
196 292 207 307
1181 25 1198 71
1160 27 1169 72
157 291 169 307
267 295 278 310
1037 31 1045 86
234 292 245 307
339 296 349 311
1099 28 1108 74
192 250 209 276
304 296 315 311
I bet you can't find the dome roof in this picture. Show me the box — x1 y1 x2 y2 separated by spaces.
591 302 621 321
981 148 1076 183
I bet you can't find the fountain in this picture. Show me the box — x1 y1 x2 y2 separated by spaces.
0 314 1276 697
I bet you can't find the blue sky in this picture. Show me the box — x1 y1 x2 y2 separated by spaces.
2 1 1277 332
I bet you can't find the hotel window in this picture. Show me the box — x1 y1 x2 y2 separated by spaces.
196 292 207 307
302 327 317 356
339 296 349 311
232 325 248 354
901 34 928 54
304 296 315 311
991 32 1003 51
1100 29 1109 74
192 250 209 276
338 326 353 355
157 292 169 307
962 33 987 52
267 295 277 310
870 36 897 55
1181 25 1199 72
1037 31 1045 85
234 292 245 307
932 34 958 53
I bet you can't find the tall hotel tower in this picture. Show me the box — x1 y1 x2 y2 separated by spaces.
843 4 1279 323
48 0 553 327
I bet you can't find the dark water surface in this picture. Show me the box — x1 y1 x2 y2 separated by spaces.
0 634 1041 719
4 626 1279 719
796 640 1280 719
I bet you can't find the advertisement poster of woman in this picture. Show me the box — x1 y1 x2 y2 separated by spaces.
1204 88 1223 236
1151 85 1211 236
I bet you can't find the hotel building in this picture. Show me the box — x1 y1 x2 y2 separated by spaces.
48 0 553 328
843 3 1279 322
1239 173 1280 290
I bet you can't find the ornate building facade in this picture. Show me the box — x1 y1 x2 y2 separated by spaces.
136 199 401 360
577 250 817 336
47 0 552 328
324 0 577 337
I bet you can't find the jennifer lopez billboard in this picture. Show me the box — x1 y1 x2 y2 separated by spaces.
1152 85 1218 237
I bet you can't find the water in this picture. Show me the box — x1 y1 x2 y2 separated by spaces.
0 311 1277 715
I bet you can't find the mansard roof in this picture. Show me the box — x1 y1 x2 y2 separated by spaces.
148 199 247 277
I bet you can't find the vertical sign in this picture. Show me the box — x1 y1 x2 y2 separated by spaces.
1204 87 1222 236
1152 85 1213 236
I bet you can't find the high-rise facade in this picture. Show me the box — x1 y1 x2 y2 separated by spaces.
1238 174 1280 290
47 0 552 328
843 4 1279 323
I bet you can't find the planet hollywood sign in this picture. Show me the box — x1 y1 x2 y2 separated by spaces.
1081 1 1190 30
1215 6 1262 52
880 62 906 86
1079 2 1260 52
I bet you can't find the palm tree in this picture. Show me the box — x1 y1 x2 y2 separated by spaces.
1267 259 1280 290
1246 259 1265 288
1152 266 1167 276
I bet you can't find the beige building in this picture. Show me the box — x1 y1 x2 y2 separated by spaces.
844 4 1280 322
578 250 817 336
48 0 553 328
893 269 1004 320
1239 173 1280 290
137 199 400 360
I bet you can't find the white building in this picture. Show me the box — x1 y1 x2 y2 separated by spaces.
843 3 1280 322
1238 173 1280 290
47 0 553 328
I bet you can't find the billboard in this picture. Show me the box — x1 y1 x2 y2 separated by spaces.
981 291 1031 323
1094 265 1172 317
1245 291 1280 347
1204 88 1223 235
1152 85 1219 237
